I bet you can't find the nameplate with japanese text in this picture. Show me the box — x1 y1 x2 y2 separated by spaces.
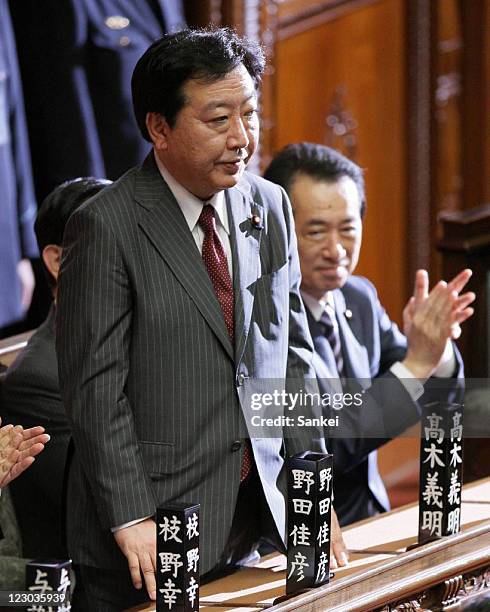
286 451 333 595
25 559 71 612
419 402 463 544
156 503 200 611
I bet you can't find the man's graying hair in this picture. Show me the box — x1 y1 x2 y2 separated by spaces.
132 27 265 141
264 142 367 218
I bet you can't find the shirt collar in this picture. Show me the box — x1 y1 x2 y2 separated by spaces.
301 290 335 322
154 151 229 235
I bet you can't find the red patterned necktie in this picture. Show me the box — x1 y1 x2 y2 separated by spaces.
198 205 252 481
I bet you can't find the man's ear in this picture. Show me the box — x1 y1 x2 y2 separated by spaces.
146 112 170 151
42 245 62 282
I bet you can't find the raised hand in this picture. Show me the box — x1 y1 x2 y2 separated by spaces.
403 269 475 340
0 418 49 488
402 269 475 379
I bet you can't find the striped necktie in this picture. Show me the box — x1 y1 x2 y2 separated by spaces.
319 308 344 379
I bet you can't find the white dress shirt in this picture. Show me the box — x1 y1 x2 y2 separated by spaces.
155 153 233 278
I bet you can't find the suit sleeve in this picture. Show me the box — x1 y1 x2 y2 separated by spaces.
326 280 419 474
370 279 465 418
328 280 465 474
280 187 328 457
56 205 156 530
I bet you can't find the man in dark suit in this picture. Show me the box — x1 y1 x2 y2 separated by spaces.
56 29 344 610
0 0 37 334
264 143 473 526
2 178 111 559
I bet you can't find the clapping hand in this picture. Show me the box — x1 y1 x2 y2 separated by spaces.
0 418 49 488
402 269 475 379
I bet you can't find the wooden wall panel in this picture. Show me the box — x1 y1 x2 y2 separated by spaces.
460 0 490 210
430 0 464 280
270 0 407 322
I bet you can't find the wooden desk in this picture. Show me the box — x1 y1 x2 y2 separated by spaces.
130 478 490 611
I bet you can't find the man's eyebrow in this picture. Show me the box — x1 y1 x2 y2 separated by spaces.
201 94 257 113
340 216 359 223
305 218 328 226
305 216 358 226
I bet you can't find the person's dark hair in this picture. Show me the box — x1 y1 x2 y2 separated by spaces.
35 177 112 288
263 142 366 218
132 27 265 140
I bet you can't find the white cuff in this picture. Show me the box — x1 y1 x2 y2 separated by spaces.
433 341 456 378
390 361 425 401
111 515 152 533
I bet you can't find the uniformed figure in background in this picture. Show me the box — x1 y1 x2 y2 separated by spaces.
9 0 186 201
0 0 37 335
8 0 186 328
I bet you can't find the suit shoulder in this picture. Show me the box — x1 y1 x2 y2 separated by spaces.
342 275 379 304
243 172 286 206
72 168 139 221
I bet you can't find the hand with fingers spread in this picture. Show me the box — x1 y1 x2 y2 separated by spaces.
0 418 50 488
402 269 475 379
330 508 349 569
403 269 475 340
113 518 157 600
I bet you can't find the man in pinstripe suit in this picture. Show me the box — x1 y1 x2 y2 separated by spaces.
56 29 345 610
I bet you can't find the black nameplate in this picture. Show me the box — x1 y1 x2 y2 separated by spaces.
286 451 333 595
156 503 200 611
25 559 72 610
418 402 463 545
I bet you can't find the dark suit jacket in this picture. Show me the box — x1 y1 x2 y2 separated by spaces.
9 0 186 200
307 275 464 526
56 154 326 574
0 0 38 328
1 307 71 558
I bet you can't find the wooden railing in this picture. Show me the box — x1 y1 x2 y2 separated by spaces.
130 478 490 611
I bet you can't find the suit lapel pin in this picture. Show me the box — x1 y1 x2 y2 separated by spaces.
345 308 353 319
250 214 263 230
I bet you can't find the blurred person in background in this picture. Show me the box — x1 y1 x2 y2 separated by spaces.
0 0 38 338
8 0 186 330
2 178 111 559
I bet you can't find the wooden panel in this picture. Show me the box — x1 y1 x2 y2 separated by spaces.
484 2 490 205
378 425 420 507
275 0 379 36
270 0 407 323
405 0 432 279
461 0 490 209
184 0 222 27
430 0 464 280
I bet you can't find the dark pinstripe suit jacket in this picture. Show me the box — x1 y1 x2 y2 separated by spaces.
56 154 325 573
